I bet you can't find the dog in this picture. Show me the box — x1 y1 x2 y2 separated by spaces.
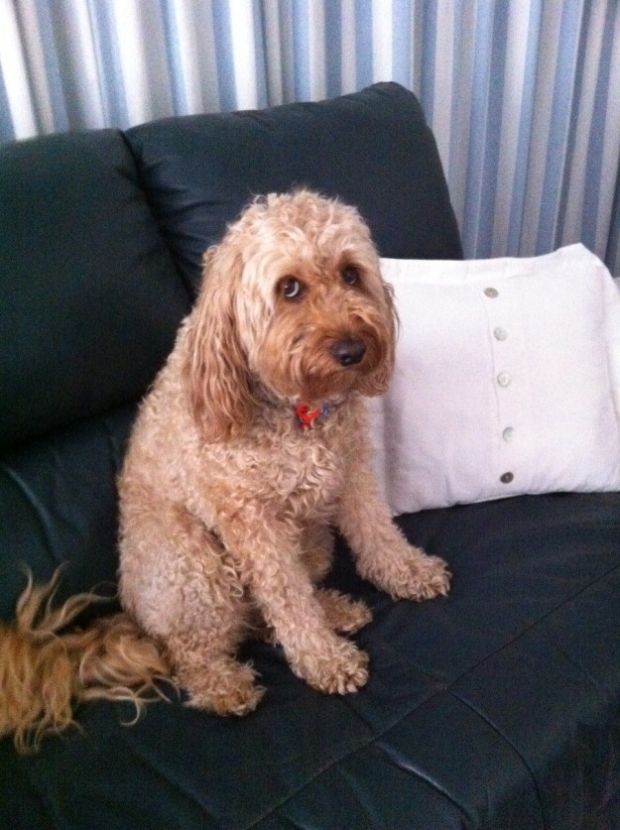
0 190 450 751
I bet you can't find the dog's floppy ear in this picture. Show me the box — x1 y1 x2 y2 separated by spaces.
358 281 397 397
183 243 255 442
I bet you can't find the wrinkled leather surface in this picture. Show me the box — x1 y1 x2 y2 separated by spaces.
1 493 619 829
125 82 463 294
0 130 190 451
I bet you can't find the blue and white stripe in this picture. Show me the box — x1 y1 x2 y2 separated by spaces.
1 0 619 276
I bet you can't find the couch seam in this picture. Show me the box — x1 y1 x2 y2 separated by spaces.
444 558 620 691
118 130 195 304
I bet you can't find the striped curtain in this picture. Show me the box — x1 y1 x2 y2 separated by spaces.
1 0 619 275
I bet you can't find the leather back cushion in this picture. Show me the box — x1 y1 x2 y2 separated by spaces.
125 82 463 295
0 130 190 450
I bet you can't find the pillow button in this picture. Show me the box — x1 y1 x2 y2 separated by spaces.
502 427 514 442
500 472 514 484
484 287 499 298
494 327 508 341
497 372 512 387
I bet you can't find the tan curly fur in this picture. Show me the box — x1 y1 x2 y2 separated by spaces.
0 568 171 753
0 190 451 749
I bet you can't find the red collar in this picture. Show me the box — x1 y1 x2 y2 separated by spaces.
295 401 332 430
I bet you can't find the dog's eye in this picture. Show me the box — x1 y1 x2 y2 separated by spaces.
280 277 305 301
342 266 361 286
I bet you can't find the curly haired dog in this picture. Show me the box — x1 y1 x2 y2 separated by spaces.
0 190 450 749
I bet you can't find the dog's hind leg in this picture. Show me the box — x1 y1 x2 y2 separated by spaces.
300 522 334 583
164 565 265 716
168 629 265 716
300 523 372 635
295 522 372 636
315 589 372 634
119 503 264 716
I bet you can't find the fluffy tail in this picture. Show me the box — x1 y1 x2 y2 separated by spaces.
0 569 174 754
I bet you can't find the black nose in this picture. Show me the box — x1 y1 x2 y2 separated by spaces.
329 338 366 367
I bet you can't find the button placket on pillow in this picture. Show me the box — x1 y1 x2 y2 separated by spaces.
483 284 518 489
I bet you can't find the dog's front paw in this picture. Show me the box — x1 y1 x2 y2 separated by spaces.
292 637 369 695
376 547 451 601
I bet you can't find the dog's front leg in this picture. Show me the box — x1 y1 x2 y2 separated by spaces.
218 508 369 695
337 447 451 601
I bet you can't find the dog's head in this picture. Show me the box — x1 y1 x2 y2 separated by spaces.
184 190 396 441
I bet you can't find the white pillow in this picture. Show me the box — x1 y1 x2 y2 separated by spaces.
369 244 620 514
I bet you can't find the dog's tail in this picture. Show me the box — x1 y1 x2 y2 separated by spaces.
0 569 174 754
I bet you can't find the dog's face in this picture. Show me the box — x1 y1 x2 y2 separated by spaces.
235 193 395 403
185 191 396 440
